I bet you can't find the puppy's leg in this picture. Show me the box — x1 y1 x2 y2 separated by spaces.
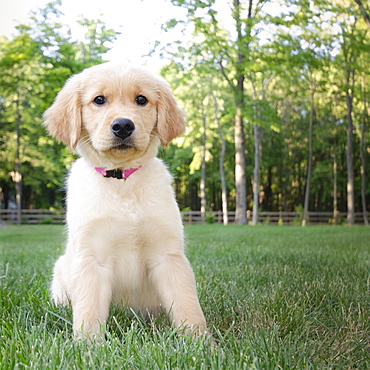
148 250 207 335
70 256 112 338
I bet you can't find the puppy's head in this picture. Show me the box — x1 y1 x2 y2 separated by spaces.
43 63 185 163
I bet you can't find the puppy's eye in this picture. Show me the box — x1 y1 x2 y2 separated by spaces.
136 95 148 106
93 96 107 105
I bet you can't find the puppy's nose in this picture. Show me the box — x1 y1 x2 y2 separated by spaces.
111 119 135 140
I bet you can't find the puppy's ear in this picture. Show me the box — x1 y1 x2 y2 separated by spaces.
43 74 82 149
156 79 185 146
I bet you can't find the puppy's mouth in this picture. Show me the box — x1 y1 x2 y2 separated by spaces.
107 138 137 152
87 138 138 155
111 142 135 151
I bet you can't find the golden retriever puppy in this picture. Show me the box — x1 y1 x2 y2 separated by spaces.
43 63 207 338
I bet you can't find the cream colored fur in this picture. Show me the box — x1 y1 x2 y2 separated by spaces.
43 63 206 338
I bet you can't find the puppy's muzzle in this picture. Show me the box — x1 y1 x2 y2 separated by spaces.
111 118 135 140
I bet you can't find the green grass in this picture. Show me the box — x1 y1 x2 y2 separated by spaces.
1 225 369 369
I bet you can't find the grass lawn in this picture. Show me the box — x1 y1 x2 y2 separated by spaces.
0 224 369 369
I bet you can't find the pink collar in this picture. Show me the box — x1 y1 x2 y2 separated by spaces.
95 167 140 180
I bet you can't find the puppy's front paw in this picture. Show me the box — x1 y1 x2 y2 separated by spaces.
73 320 106 342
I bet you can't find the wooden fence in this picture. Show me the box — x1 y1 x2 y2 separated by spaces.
180 210 366 225
0 209 65 225
0 209 367 225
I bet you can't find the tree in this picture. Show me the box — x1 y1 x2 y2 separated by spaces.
210 81 229 225
0 0 118 211
302 81 315 227
200 99 207 222
359 71 369 225
231 0 248 224
338 11 367 225
0 31 44 220
163 0 271 224
354 0 370 28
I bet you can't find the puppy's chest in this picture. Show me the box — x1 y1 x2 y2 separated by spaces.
68 175 147 225
94 180 145 220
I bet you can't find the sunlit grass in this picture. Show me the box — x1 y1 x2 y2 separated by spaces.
1 225 369 368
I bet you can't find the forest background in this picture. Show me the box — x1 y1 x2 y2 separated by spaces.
0 0 369 225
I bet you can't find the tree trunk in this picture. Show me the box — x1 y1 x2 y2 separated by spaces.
234 103 247 224
200 102 207 223
15 94 22 225
210 85 228 225
333 152 338 225
282 106 292 212
251 81 262 226
233 0 247 224
302 86 314 226
252 124 261 225
345 68 355 226
360 73 369 225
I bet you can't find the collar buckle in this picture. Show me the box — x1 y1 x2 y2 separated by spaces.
105 169 123 179
95 166 140 180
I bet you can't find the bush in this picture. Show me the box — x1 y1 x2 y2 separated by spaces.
205 213 215 224
41 217 54 224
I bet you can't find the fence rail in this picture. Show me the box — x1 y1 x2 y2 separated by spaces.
0 209 65 224
0 209 368 225
180 210 367 225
